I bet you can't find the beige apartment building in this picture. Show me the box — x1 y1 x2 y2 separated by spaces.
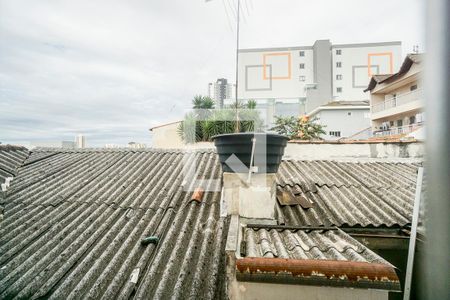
365 53 424 138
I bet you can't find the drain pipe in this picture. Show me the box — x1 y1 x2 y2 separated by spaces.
403 167 424 299
247 137 257 184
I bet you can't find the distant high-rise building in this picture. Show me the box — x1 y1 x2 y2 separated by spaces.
208 78 235 108
75 134 86 148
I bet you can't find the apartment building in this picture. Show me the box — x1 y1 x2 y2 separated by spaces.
365 53 424 137
208 78 235 108
237 40 402 114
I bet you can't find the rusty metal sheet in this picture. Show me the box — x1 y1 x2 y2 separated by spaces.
236 257 400 289
191 187 205 202
276 186 313 208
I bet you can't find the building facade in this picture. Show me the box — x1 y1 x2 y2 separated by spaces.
75 134 86 149
208 78 235 108
365 54 424 137
307 101 371 140
237 40 402 115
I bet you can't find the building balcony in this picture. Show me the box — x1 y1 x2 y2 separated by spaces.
371 89 423 120
372 122 424 137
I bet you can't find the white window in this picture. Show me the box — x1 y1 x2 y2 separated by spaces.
336 62 342 68
336 87 342 93
299 51 305 57
336 49 342 55
329 131 341 137
299 75 306 82
299 63 305 69
336 74 342 80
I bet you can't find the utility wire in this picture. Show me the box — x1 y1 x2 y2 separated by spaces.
222 0 234 32
243 0 251 17
226 0 237 20
234 0 247 24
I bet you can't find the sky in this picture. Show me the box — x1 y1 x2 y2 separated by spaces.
0 0 425 147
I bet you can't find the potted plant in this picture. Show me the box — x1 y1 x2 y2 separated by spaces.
212 132 289 174
211 100 288 174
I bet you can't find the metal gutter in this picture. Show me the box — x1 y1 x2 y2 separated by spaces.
236 257 401 291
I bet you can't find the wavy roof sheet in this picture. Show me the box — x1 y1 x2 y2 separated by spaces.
0 145 29 185
238 227 400 290
276 160 420 227
0 149 227 299
244 227 389 262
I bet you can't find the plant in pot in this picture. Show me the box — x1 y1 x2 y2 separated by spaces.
211 100 289 174
177 96 288 174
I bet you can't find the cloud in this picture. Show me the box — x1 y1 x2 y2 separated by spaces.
0 0 424 146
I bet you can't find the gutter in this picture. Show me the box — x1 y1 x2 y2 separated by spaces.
236 257 401 291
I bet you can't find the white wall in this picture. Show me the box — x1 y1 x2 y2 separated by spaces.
314 108 371 140
232 281 389 300
332 44 402 101
238 48 314 100
284 142 424 159
151 122 184 149
237 42 402 103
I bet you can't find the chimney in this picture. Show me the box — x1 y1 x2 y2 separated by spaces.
213 133 288 221
222 172 277 221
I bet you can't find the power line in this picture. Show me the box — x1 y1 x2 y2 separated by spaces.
226 0 237 20
243 0 251 17
222 0 234 32
234 0 247 24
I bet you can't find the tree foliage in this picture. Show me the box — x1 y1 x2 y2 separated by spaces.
192 95 215 109
271 115 326 140
177 97 263 143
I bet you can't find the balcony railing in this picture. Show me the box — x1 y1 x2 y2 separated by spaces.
372 122 424 137
372 89 422 113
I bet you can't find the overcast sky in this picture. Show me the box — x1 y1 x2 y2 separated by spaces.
0 0 425 147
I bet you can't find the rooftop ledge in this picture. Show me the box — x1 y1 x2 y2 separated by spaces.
288 139 422 144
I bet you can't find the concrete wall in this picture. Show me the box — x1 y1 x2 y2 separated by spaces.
284 141 424 159
150 122 183 149
232 281 388 300
150 130 424 159
314 108 371 140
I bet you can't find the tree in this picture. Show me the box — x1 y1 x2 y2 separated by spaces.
246 99 257 109
192 95 215 109
271 115 326 140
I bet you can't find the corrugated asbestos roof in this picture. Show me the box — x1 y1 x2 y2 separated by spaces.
0 148 420 297
243 227 389 262
0 145 29 185
276 160 420 227
0 148 228 299
237 227 400 290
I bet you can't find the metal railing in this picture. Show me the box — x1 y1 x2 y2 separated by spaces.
372 89 422 113
372 122 424 136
